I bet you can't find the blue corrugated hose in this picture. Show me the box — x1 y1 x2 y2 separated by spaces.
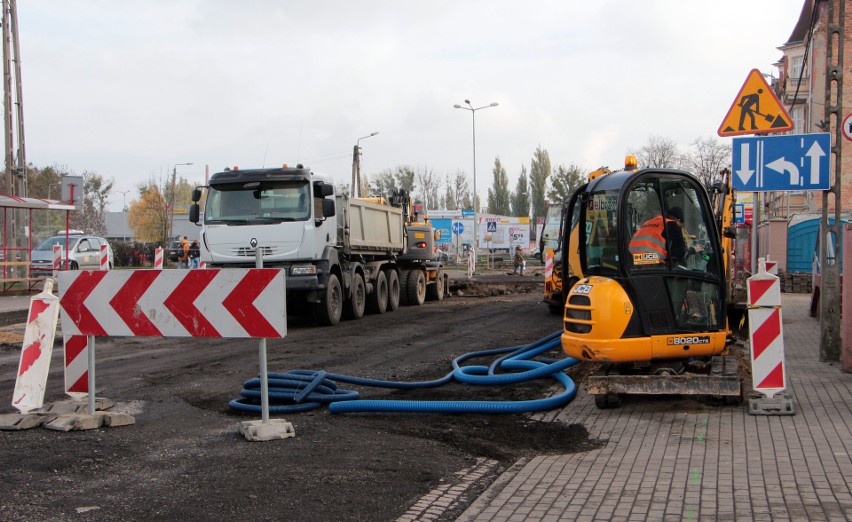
228 331 580 414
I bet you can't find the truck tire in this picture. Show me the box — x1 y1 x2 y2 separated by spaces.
386 269 401 311
426 269 445 301
344 273 366 320
405 269 426 306
366 271 388 314
314 274 343 326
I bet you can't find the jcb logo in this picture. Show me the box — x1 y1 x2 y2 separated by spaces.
573 284 593 295
667 336 711 345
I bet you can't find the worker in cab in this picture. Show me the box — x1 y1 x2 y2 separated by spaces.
629 207 702 268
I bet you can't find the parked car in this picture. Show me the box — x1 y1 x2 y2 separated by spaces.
433 251 450 263
30 234 114 275
167 240 182 262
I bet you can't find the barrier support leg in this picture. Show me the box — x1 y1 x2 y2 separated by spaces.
239 246 294 441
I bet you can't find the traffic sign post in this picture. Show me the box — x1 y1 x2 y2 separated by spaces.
718 69 793 137
731 133 831 192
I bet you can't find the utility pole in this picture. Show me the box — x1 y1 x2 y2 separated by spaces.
2 0 26 270
819 0 845 361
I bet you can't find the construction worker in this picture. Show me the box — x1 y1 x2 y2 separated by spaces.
629 207 702 267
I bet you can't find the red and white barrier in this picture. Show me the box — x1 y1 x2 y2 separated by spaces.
64 335 89 399
747 258 786 399
59 268 286 339
154 247 163 270
100 244 109 271
544 250 553 279
53 244 62 276
12 282 61 413
764 256 778 276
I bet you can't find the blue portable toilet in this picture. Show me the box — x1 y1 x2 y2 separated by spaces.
787 214 848 273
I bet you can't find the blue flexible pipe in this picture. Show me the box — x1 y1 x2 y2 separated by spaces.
229 330 580 415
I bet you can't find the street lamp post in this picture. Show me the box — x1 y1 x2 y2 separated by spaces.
117 190 130 242
351 131 379 198
168 162 193 244
454 99 498 268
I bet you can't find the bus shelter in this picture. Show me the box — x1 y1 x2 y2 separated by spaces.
0 194 75 292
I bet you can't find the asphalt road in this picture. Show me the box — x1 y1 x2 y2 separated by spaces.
0 276 597 521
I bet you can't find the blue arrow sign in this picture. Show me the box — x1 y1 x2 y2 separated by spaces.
731 133 830 192
452 221 464 235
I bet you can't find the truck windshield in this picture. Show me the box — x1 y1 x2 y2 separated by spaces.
205 180 311 223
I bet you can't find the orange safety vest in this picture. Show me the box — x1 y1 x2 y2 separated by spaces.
628 216 674 265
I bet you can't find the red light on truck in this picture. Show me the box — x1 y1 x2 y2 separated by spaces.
416 242 427 249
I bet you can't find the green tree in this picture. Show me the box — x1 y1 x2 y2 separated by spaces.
486 157 511 216
548 163 585 205
370 166 415 199
511 165 530 218
529 146 551 225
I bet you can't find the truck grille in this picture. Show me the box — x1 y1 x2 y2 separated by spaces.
232 246 276 257
564 294 592 334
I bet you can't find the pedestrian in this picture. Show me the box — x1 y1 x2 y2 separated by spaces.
189 240 200 269
513 246 525 276
178 236 190 269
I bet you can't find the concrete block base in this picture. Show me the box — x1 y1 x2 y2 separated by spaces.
240 419 296 441
44 398 115 414
97 411 136 427
749 394 796 415
0 413 57 431
43 413 104 431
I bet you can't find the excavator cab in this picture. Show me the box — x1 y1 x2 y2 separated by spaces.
561 168 729 363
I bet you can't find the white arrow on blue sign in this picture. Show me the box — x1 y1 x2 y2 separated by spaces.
452 222 464 235
731 133 830 192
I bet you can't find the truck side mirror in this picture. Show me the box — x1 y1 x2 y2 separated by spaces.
313 181 334 198
189 204 200 224
191 188 202 202
322 198 336 218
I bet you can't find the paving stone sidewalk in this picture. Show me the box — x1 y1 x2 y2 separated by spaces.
458 294 852 522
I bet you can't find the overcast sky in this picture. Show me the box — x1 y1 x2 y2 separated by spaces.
17 0 805 211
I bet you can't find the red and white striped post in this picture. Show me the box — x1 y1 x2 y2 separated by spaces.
154 247 163 270
52 244 62 277
100 244 109 270
544 250 554 280
12 280 61 413
747 257 794 415
64 334 89 399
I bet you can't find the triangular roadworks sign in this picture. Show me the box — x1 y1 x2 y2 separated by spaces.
718 69 794 137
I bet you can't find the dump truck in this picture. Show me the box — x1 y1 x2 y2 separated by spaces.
189 164 446 326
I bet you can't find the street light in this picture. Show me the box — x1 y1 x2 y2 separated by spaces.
454 99 498 266
351 131 379 198
168 162 194 244
117 190 130 242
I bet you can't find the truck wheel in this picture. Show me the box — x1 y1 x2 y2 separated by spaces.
426 270 445 301
386 269 401 311
345 273 366 320
366 271 388 314
314 274 343 326
405 269 426 306
398 270 410 306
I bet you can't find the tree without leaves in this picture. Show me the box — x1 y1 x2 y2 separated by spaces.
414 165 442 211
69 170 113 236
529 146 551 225
487 156 511 216
684 136 732 190
511 165 531 218
629 135 684 169
548 163 585 205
